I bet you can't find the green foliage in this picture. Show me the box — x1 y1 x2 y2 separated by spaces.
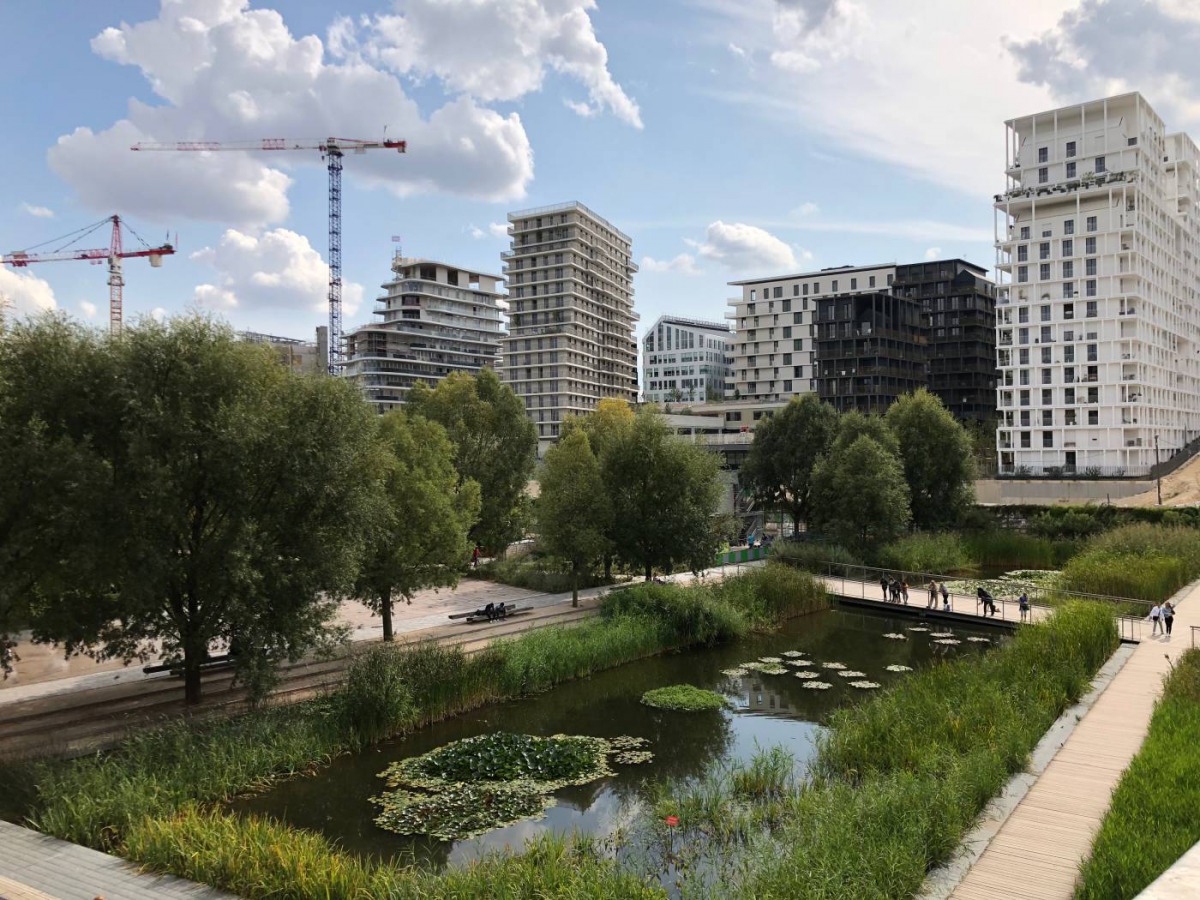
1077 650 1200 899
537 430 611 605
812 435 911 556
605 410 724 579
374 781 550 841
475 554 613 593
124 806 665 900
601 582 746 645
876 532 973 574
831 410 900 457
708 562 831 629
333 645 416 750
350 411 481 640
730 746 794 801
885 389 976 530
0 315 382 703
1061 524 1200 601
769 540 861 573
641 685 728 711
742 394 839 531
406 369 537 554
963 530 1070 569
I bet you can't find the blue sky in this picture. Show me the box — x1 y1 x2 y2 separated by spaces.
2 0 1195 341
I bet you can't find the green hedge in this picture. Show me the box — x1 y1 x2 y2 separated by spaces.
1076 649 1200 899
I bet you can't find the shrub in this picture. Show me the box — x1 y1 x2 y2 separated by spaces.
709 563 829 627
600 582 746 645
333 644 416 749
770 540 860 574
641 685 728 711
876 532 973 575
1077 650 1200 899
475 555 611 593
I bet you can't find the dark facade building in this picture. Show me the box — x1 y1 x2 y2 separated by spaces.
815 292 927 414
893 259 997 422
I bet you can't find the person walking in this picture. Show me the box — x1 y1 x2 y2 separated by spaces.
471 545 481 569
1018 591 1030 623
880 575 889 601
1163 601 1175 637
1149 602 1162 636
939 581 950 612
927 580 938 608
901 580 909 605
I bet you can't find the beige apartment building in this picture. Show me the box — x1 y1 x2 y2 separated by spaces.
500 202 639 444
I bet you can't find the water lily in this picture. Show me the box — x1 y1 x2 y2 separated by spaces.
758 656 783 664
930 632 955 638
781 650 806 658
759 664 788 675
721 667 749 678
794 671 820 680
821 662 847 670
934 638 962 645
967 636 991 643
801 681 833 690
882 633 907 640
786 659 814 667
885 664 913 672
849 681 881 689
836 670 867 678
907 626 931 632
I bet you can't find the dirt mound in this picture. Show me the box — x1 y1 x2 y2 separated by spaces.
1115 453 1200 507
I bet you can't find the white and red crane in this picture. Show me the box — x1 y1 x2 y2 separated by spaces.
131 137 407 374
2 214 175 335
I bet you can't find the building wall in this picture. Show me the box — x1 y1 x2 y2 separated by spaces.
994 92 1200 475
643 315 732 403
343 257 503 412
500 202 639 443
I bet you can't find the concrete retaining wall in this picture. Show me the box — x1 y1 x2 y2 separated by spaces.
975 479 1155 505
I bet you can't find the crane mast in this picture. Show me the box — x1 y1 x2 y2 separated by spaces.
131 137 407 373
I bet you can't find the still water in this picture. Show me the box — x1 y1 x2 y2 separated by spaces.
233 604 1003 868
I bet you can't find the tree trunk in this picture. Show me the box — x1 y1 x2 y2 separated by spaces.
792 510 802 537
381 589 394 642
645 563 653 582
571 563 579 608
183 652 203 706
604 555 613 581
182 595 204 706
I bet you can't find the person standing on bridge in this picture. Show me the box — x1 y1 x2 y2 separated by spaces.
880 575 889 601
1018 591 1030 623
1162 601 1175 637
927 580 938 608
900 580 909 605
939 581 950 611
1150 602 1162 636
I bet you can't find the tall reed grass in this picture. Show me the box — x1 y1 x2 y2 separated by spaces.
875 532 973 575
963 530 1072 569
769 540 860 573
1060 524 1200 602
1076 649 1200 899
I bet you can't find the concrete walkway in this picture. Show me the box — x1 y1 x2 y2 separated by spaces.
0 820 233 900
948 581 1198 899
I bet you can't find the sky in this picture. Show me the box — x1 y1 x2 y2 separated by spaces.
4 0 1200 342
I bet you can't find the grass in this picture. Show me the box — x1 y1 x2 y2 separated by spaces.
1060 524 1200 602
7 565 826 899
641 684 728 711
963 530 1075 569
875 532 973 575
1076 649 1200 900
475 555 614 594
770 540 860 574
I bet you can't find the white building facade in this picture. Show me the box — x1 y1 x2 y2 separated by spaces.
994 93 1200 475
500 202 639 443
343 257 503 413
726 265 896 401
642 315 732 403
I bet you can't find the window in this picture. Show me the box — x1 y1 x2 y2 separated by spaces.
1062 261 1074 279
1042 389 1053 406
813 282 820 293
782 327 792 338
1016 245 1029 263
782 299 791 312
1019 327 1029 344
1087 216 1098 232
1021 432 1032 449
1062 239 1073 256
1043 432 1054 448
1086 300 1098 317
869 275 876 288
773 286 782 298
750 290 756 301
1086 279 1097 297
793 284 800 296
1065 388 1076 404
1095 156 1106 174
1042 368 1053 385
793 312 802 324
1065 410 1077 425
1064 219 1075 235
1018 266 1029 283
1019 307 1029 323
1066 161 1077 179
1020 390 1030 407
1040 305 1051 322
1064 345 1075 363
1066 140 1076 158
1088 409 1099 425
1038 147 1049 163
887 274 894 286
1041 347 1052 364
1063 281 1075 299
1086 257 1097 276
1064 303 1075 320
1087 343 1098 362
831 280 838 291
1042 410 1053 425
1040 264 1051 281
802 283 809 295
1039 242 1050 259
1020 226 1031 240
1018 348 1029 365
1041 326 1053 343
1039 167 1049 184
850 278 857 289
1088 387 1098 403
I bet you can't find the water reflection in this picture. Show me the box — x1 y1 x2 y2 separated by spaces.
231 606 1003 868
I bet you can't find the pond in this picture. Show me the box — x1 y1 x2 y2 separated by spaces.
232 604 1004 869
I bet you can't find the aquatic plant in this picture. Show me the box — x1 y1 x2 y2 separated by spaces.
906 626 930 632
758 664 788 675
885 665 913 673
374 781 551 841
836 671 867 679
967 637 991 643
758 656 783 664
933 639 962 645
801 681 833 690
721 667 749 678
781 651 806 658
849 681 880 690
794 671 820 680
785 659 814 667
881 633 907 640
821 662 847 670
641 685 728 712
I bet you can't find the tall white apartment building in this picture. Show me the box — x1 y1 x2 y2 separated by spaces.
500 202 639 443
343 257 503 413
643 315 732 403
994 93 1200 475
726 265 896 401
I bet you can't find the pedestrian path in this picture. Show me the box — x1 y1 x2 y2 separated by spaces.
0 820 233 900
948 581 1198 899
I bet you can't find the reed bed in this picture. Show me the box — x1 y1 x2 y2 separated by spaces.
769 540 860 574
1076 649 1200 900
875 532 973 575
1060 524 1200 602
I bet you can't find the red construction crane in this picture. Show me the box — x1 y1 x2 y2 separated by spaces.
131 137 407 374
2 214 175 335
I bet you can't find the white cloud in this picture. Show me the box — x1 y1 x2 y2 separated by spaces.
924 247 942 260
190 228 364 317
564 99 597 118
48 1 536 227
641 253 703 275
793 201 819 216
358 0 642 128
149 306 167 322
690 221 797 272
470 222 510 239
697 0 1071 197
728 42 747 58
0 268 57 318
21 203 55 219
78 300 98 319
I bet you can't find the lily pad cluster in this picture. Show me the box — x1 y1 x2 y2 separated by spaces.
642 684 728 711
372 732 650 841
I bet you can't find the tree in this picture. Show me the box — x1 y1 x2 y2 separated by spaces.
811 435 911 556
537 430 611 606
831 409 900 456
350 411 481 640
0 316 382 704
406 369 537 554
741 394 839 533
885 389 977 530
562 398 634 580
606 411 723 580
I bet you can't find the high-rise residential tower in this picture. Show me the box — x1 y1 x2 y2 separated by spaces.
500 202 639 443
343 256 503 413
642 315 732 404
994 93 1200 475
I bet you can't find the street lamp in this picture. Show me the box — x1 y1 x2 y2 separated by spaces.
1155 434 1162 506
